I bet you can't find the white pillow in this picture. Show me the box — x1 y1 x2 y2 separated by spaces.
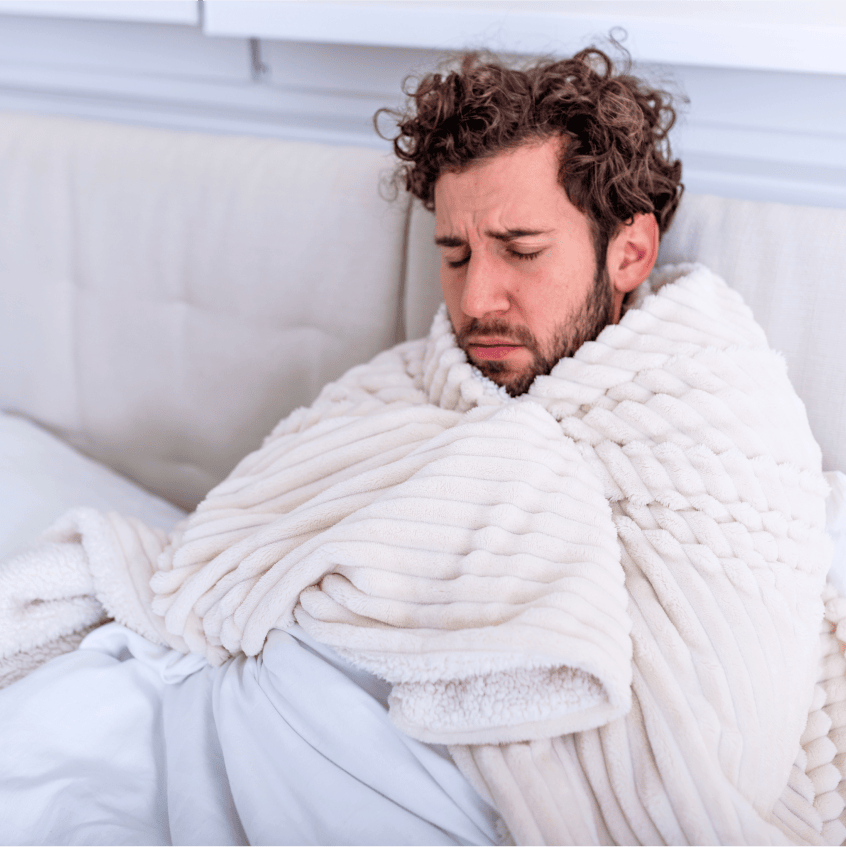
0 412 186 561
826 471 846 596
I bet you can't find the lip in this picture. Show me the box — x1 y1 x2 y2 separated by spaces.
468 339 523 361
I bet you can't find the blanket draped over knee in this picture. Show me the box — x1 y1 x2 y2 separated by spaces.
2 264 843 844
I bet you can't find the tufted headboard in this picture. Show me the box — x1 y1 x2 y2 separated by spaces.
0 112 410 509
1 111 844 511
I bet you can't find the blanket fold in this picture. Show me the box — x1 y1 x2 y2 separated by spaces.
149 399 634 741
0 508 187 685
0 263 840 844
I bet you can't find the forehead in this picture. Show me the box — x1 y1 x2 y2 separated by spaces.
433 138 577 233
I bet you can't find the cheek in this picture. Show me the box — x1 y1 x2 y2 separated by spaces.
508 273 552 318
511 273 581 341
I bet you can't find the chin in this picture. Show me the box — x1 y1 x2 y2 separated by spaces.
501 373 538 398
474 361 537 397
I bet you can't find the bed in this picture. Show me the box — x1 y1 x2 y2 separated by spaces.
1 110 846 844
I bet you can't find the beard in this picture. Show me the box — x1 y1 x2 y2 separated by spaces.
454 265 615 397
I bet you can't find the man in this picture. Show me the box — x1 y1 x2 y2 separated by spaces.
382 49 680 398
0 48 841 845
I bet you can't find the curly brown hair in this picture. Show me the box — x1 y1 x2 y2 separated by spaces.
376 47 683 262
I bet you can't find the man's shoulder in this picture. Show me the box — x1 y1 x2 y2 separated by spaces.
532 263 823 476
623 263 769 351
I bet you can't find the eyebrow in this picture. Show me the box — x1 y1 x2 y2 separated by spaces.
434 228 552 247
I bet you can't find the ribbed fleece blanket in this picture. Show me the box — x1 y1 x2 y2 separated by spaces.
1 264 842 844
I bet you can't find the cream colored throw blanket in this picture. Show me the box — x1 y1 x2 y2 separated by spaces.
2 264 845 844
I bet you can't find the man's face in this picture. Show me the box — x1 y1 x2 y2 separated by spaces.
434 138 614 396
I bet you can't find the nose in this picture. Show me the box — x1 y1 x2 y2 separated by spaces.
459 250 510 319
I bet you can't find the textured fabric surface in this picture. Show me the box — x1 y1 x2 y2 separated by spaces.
0 111 407 510
798 585 846 846
0 265 838 843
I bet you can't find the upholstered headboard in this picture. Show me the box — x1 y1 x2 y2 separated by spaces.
1 110 844 511
0 112 409 509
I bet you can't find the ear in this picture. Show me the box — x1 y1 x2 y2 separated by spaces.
606 213 659 322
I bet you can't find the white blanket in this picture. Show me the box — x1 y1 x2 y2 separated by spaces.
0 622 500 845
1 264 842 844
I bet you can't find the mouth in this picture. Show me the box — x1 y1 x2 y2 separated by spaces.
466 338 524 361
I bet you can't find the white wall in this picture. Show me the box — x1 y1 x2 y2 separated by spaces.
0 0 843 209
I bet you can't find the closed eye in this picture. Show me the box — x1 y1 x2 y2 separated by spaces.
508 249 542 261
445 247 542 268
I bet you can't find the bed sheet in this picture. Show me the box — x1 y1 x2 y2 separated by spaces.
0 622 501 846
